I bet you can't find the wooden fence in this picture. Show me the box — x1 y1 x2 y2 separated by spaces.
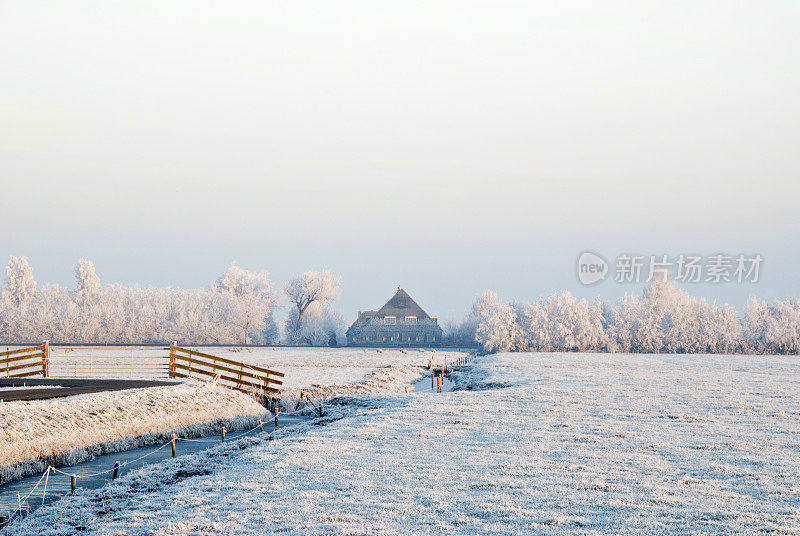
48 346 170 379
168 342 283 401
1 342 50 378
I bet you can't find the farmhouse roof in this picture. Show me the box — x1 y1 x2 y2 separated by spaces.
373 287 432 320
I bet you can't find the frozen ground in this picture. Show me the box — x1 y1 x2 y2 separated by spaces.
243 347 462 390
10 352 800 535
16 345 465 389
0 348 448 486
0 381 267 484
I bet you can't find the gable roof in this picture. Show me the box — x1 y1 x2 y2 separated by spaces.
374 288 432 320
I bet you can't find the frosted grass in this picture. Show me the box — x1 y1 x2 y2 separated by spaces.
17 345 465 387
0 381 267 484
12 352 800 534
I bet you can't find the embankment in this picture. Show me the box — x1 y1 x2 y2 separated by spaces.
0 381 267 484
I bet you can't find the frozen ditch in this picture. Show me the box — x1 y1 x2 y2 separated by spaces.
0 363 463 524
0 412 311 521
9 351 800 535
2 350 474 532
414 370 457 393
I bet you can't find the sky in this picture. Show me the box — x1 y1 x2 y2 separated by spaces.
1 1 798 324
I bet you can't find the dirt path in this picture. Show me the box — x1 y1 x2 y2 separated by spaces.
0 378 176 401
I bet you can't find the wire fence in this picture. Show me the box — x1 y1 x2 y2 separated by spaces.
0 405 317 531
1 352 477 530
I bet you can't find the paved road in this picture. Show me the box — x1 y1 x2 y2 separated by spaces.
0 378 176 402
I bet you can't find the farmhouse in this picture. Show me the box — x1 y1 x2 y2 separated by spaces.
346 287 443 346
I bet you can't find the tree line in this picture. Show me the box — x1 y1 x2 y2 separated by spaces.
3 255 799 353
0 256 344 345
445 280 800 355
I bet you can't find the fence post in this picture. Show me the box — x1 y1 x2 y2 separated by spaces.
171 434 177 458
112 461 120 480
221 426 226 443
168 341 176 379
71 475 77 495
304 394 323 417
274 408 279 430
42 340 50 378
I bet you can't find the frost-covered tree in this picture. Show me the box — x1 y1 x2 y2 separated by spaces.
442 291 499 347
213 264 277 344
606 278 743 354
517 291 607 352
743 297 769 353
475 301 521 353
285 302 347 346
74 259 101 306
472 290 499 318
3 256 37 306
763 299 800 354
0 256 282 345
465 279 748 355
284 270 341 342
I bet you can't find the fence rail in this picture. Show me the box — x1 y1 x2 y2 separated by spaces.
168 342 283 401
47 347 169 380
1 343 285 402
1 342 49 378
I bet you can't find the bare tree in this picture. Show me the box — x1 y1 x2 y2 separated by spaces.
283 270 341 342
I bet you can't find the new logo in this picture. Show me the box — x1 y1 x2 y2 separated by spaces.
577 251 609 285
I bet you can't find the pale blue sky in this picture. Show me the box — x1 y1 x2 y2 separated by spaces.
1 1 798 321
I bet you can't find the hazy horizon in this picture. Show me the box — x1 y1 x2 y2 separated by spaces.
2 1 798 322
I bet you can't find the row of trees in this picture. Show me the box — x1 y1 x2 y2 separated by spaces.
0 257 344 345
4 255 799 353
448 280 800 355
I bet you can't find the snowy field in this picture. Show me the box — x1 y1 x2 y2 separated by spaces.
10 352 800 535
0 382 267 484
9 345 465 389
242 347 464 390
0 347 460 486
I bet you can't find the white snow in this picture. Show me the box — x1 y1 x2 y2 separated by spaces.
0 347 458 486
39 345 463 390
241 347 460 391
0 385 65 391
11 352 800 534
0 381 267 484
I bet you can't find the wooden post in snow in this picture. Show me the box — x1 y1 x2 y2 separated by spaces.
171 434 177 458
42 341 50 377
221 426 226 443
71 475 77 495
112 461 120 480
168 341 177 379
